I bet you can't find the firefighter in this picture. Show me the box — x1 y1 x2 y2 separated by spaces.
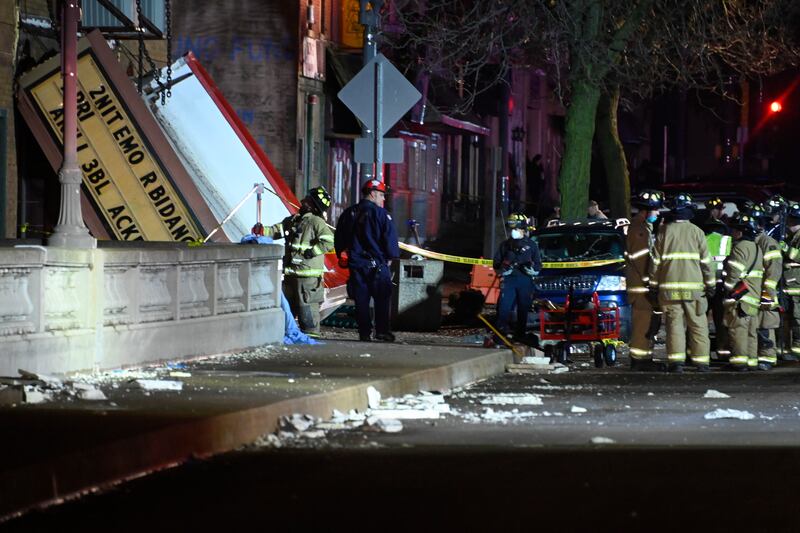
268 186 335 335
781 202 800 359
702 197 729 235
750 204 783 370
649 192 716 373
334 179 400 342
702 198 733 360
493 212 542 342
626 189 664 371
765 194 788 242
722 213 764 371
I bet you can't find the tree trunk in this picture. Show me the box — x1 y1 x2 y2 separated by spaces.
596 87 630 218
558 80 601 219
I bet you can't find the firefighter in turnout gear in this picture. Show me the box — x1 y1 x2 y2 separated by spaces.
268 186 335 335
649 193 716 373
703 199 733 360
493 212 542 341
626 190 664 371
781 203 800 359
749 204 783 369
722 213 764 370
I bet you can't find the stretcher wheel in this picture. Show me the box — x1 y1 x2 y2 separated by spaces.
593 344 604 368
604 344 617 366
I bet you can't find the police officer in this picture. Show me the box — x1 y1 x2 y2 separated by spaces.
268 186 334 335
493 212 542 342
781 202 800 359
722 213 764 371
334 179 400 342
626 190 664 371
750 204 783 370
649 192 716 373
702 198 733 360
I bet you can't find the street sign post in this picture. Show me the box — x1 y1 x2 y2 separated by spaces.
338 53 421 172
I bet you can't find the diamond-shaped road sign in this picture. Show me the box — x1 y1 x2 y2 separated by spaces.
338 53 421 137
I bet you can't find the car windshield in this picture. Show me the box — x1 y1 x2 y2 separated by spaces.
536 231 624 262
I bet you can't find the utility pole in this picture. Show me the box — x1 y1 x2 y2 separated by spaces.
358 0 383 194
49 0 95 248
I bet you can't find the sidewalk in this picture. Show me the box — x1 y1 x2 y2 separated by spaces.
0 338 510 519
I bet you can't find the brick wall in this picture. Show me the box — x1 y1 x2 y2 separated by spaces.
171 1 299 192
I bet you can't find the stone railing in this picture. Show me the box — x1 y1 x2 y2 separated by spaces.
0 243 284 375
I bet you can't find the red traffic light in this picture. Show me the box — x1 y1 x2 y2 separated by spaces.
769 100 783 113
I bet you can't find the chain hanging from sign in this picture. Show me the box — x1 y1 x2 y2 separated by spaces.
135 0 172 105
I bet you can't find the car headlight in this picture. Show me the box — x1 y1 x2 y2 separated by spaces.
596 275 626 291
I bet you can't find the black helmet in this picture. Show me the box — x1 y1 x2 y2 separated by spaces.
765 194 788 215
729 212 759 238
749 203 770 222
632 189 664 209
705 197 724 211
306 186 332 213
506 212 528 229
669 192 695 211
788 202 800 221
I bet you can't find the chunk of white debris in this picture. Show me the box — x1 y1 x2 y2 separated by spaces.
367 386 381 409
169 371 192 378
300 430 327 439
367 409 440 420
134 379 183 391
359 353 372 358
552 365 569 374
479 393 543 406
591 436 616 444
521 356 550 365
703 389 730 399
23 386 52 404
647 392 654 396
365 417 403 433
19 370 62 388
280 413 316 432
571 405 587 413
704 408 755 420
78 388 107 401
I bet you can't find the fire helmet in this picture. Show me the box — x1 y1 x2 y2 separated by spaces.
362 179 388 195
506 212 528 229
632 189 664 210
306 186 332 213
729 212 759 238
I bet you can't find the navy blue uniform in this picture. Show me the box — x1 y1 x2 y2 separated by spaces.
493 237 542 337
335 199 400 339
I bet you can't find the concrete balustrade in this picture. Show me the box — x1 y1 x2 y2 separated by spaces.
0 243 284 376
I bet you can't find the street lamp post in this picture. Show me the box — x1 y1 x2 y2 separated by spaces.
49 0 95 249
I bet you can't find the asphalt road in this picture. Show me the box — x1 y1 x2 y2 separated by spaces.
8 361 800 531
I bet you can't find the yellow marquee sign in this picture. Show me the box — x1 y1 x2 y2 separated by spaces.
19 33 205 242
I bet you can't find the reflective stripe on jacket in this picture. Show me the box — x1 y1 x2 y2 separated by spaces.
650 220 714 301
625 217 653 294
269 211 334 277
723 239 763 316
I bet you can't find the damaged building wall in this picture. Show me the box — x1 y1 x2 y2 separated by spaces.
0 2 19 238
170 1 299 194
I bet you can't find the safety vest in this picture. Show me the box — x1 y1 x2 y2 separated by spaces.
268 212 334 277
706 231 732 281
650 220 715 301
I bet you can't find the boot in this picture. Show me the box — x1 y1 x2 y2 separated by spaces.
374 332 396 342
779 352 799 362
756 362 773 371
667 363 684 374
695 364 711 373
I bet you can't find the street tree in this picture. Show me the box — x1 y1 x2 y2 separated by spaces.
390 0 800 218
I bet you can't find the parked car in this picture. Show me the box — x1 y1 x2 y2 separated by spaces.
530 219 631 364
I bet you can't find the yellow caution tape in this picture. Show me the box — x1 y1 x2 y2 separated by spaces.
540 258 625 269
399 242 493 266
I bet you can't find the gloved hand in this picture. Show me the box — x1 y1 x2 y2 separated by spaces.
705 285 716 299
523 266 539 277
303 249 315 259
499 268 513 277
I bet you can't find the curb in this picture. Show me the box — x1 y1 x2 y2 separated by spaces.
0 349 511 521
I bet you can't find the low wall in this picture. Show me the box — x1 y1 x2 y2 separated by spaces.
0 243 284 375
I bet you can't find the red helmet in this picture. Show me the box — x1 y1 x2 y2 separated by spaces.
362 179 388 195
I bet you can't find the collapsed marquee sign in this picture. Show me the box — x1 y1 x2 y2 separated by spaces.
17 30 220 242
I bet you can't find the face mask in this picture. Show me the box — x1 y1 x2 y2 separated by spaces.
646 215 658 223
511 229 524 239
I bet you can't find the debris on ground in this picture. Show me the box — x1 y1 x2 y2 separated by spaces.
571 405 587 413
703 389 731 399
704 408 755 420
591 436 616 444
134 379 183 392
364 417 403 433
475 393 544 406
